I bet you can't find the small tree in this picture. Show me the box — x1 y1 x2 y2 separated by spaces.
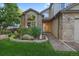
4 3 21 26
0 3 22 34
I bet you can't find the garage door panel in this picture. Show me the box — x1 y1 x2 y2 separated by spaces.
74 19 79 43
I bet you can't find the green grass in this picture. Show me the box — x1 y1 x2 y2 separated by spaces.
0 39 79 56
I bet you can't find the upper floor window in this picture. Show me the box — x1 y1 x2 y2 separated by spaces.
28 15 35 21
27 15 36 27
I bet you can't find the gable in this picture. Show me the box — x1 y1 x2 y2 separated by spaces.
26 11 38 16
22 8 43 17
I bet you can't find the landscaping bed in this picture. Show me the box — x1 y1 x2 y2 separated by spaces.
10 37 48 43
0 26 48 43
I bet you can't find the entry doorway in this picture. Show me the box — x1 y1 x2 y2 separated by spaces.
43 21 52 33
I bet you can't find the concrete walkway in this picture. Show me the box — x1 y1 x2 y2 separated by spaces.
46 33 74 51
65 42 79 51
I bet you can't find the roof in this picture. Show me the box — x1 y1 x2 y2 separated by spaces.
40 8 49 14
42 3 79 22
62 3 79 12
22 8 43 16
40 3 53 13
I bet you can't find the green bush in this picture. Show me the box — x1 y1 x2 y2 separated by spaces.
17 28 29 35
30 27 41 37
17 26 41 38
0 29 12 34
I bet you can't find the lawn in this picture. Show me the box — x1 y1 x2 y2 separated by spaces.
0 39 79 56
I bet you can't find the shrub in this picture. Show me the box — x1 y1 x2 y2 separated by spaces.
17 26 41 38
9 31 19 39
0 29 12 34
30 27 41 38
17 28 29 35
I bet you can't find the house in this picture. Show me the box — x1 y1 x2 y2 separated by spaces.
21 8 43 31
21 4 79 43
41 3 70 33
41 3 79 43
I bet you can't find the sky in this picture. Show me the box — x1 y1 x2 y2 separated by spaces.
17 3 50 12
0 3 50 12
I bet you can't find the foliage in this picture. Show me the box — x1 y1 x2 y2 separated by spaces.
0 29 11 34
0 3 21 29
17 28 28 36
28 15 35 21
29 27 41 37
17 26 41 38
0 8 8 29
4 3 21 25
0 3 22 34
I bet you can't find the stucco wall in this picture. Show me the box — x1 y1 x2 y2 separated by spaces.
37 15 43 31
21 16 24 27
25 11 38 26
21 11 43 30
52 17 58 38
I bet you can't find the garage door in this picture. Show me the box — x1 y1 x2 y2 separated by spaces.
74 19 79 43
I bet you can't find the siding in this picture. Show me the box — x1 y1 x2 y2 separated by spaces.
21 10 43 30
52 17 58 38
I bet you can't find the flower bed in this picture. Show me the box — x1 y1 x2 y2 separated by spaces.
10 35 48 43
1 26 47 43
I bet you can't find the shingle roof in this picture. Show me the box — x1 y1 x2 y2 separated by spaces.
62 3 79 12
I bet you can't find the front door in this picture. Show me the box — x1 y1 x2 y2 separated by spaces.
43 21 52 33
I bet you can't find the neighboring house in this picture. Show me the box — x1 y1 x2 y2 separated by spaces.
21 8 43 30
41 3 79 43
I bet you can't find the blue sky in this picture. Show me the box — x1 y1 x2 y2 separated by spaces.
0 3 50 12
17 3 50 12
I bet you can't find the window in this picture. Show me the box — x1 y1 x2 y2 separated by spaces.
27 22 31 27
27 21 35 27
27 15 36 27
28 15 35 21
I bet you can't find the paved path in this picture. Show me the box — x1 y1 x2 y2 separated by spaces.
65 42 79 51
46 33 74 51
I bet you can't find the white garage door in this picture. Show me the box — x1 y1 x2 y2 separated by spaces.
74 19 79 43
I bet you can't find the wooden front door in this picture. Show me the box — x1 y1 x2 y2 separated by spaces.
43 21 52 33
